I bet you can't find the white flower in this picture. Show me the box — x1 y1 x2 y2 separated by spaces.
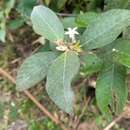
112 48 116 51
11 102 15 107
56 45 68 51
112 48 119 52
65 27 79 43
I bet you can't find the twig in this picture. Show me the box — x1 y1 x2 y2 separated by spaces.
103 113 124 130
11 58 21 64
0 68 16 84
56 13 77 17
79 97 91 120
74 96 91 130
0 68 68 130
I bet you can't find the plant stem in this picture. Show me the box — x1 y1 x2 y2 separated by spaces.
103 113 124 130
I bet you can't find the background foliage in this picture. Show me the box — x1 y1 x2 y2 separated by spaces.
1 0 130 130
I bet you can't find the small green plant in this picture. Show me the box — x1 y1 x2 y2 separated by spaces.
0 0 15 42
16 5 130 117
0 0 37 42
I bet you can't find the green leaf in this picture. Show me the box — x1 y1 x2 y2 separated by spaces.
96 42 115 64
38 41 51 52
4 0 15 16
17 0 37 17
57 0 67 10
96 63 128 117
0 12 6 43
9 17 25 30
86 0 97 10
113 39 130 68
46 51 80 114
0 28 6 43
105 0 129 9
31 5 64 42
44 0 51 6
81 9 130 50
81 53 103 76
16 52 57 91
86 0 104 11
62 17 77 29
76 12 99 27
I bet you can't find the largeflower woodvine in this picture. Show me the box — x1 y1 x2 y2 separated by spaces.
56 27 80 52
65 27 79 43
16 5 130 116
